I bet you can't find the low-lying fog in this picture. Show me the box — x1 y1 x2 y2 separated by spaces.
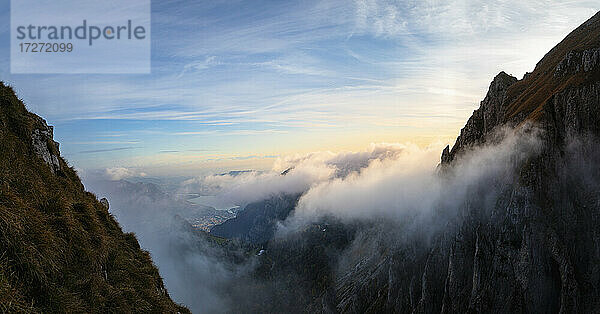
82 126 553 313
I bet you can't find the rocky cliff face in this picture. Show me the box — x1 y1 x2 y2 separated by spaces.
441 71 518 164
330 11 600 314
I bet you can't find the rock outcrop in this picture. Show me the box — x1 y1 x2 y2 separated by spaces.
31 118 61 173
100 197 110 210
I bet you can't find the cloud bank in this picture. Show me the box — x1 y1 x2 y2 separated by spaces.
181 126 543 235
89 126 546 313
282 126 543 235
180 143 419 206
292 130 540 226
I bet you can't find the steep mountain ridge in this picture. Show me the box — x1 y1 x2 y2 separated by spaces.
332 12 600 314
0 83 188 312
443 11 600 164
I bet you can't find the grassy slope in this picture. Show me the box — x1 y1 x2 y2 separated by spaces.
0 82 189 313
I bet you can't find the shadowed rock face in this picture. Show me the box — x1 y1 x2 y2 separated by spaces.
441 71 518 164
331 12 600 314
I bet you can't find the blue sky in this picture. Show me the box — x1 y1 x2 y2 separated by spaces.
0 0 598 177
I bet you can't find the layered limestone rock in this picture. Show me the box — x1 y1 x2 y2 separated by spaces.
554 48 600 77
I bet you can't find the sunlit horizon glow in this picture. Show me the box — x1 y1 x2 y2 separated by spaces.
0 1 598 177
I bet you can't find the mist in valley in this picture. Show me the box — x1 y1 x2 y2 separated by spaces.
81 126 600 313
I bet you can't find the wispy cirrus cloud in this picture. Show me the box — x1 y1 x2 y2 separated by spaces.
78 147 138 154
